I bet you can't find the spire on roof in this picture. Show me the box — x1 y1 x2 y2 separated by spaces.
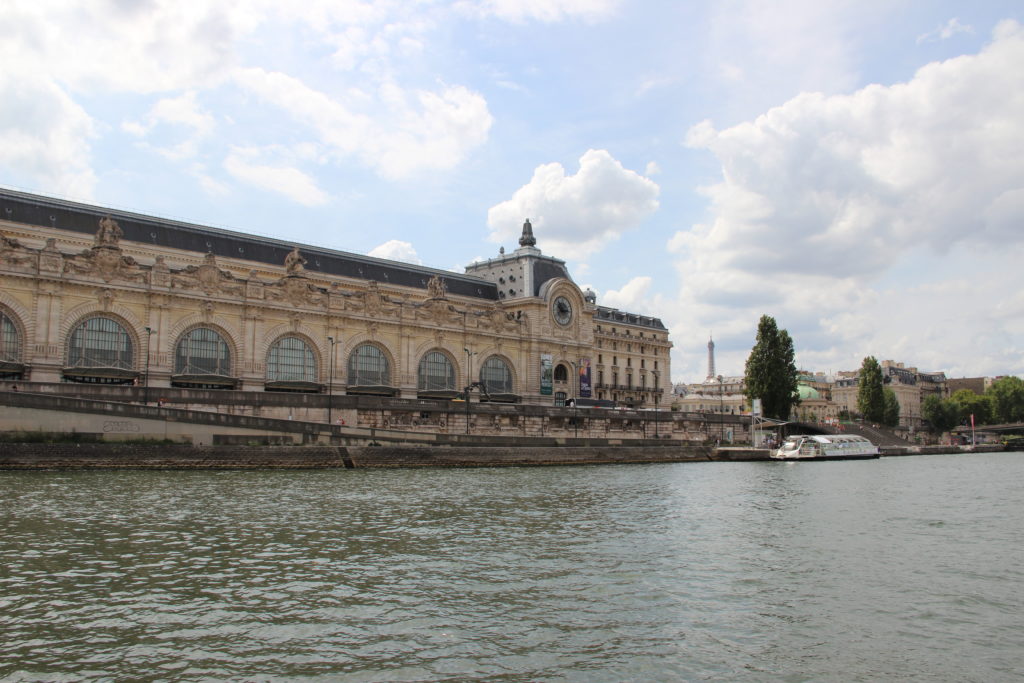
518 218 536 247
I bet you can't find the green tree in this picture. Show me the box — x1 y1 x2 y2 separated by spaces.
987 376 1024 423
949 389 993 425
856 356 885 423
882 388 901 427
922 395 958 433
743 315 799 420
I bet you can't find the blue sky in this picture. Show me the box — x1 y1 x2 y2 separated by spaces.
2 1 1022 383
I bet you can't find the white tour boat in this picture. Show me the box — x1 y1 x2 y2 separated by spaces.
772 434 879 460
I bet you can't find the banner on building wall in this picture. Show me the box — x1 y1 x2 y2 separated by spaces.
579 358 592 398
540 354 553 395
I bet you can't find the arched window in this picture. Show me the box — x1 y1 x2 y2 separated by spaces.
175 327 231 376
480 356 513 394
0 310 21 363
67 317 133 369
267 336 316 382
418 350 455 392
348 344 389 386
554 364 568 382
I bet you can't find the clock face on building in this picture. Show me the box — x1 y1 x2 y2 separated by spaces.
553 296 573 325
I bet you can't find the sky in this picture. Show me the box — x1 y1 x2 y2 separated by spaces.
2 0 1022 384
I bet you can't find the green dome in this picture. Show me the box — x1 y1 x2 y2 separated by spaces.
798 384 820 400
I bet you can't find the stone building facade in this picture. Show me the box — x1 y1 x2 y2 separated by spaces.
0 189 671 410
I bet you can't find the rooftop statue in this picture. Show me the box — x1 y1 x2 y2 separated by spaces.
284 246 306 275
518 218 536 247
94 216 123 248
427 274 447 299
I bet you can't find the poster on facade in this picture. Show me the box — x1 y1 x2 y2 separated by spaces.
540 354 553 395
579 358 592 398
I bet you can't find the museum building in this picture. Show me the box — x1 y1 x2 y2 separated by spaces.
0 188 671 409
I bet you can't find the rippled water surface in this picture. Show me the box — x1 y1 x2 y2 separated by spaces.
2 454 1023 681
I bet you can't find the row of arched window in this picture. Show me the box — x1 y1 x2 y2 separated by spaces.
1 313 515 396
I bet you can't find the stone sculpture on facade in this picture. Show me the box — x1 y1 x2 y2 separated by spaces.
64 217 145 283
172 252 244 296
94 216 123 247
426 274 447 299
284 247 306 275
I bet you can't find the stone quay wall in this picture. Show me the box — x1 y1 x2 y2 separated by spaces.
0 443 717 470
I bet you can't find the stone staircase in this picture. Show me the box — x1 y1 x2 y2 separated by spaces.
818 421 911 447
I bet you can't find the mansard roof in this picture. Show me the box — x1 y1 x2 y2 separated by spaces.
0 188 498 300
596 306 667 331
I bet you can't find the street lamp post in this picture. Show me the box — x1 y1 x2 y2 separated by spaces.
717 374 725 441
327 336 335 427
569 360 579 439
464 348 477 435
653 370 660 439
143 326 154 405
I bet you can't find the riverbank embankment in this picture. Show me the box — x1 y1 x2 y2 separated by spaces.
0 443 722 469
0 443 1008 470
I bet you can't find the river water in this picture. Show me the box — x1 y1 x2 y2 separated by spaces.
1 453 1022 682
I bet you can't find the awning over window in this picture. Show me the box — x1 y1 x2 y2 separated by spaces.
62 366 139 384
172 374 240 389
0 361 25 378
264 380 324 393
480 392 521 404
417 389 461 400
345 384 399 397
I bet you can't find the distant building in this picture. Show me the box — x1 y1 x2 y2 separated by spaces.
946 377 989 395
832 360 947 429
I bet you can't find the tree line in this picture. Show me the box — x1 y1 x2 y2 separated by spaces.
920 376 1024 433
741 314 1024 433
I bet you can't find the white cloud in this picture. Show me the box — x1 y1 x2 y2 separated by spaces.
601 276 652 312
224 148 328 206
0 1 244 94
702 0 877 114
368 239 422 264
123 92 216 160
0 73 97 198
486 149 659 258
917 17 974 44
672 20 1024 380
464 0 620 24
233 68 493 179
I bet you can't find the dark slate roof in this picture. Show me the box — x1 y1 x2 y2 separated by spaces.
532 259 572 296
0 188 498 300
596 306 667 331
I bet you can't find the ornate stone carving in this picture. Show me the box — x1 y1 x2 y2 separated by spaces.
346 281 397 316
38 238 63 273
95 216 123 247
63 217 145 283
246 271 264 299
426 274 447 299
266 275 325 308
150 256 170 287
98 288 115 311
473 304 519 333
415 298 463 326
172 253 244 296
0 231 36 268
284 247 306 275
